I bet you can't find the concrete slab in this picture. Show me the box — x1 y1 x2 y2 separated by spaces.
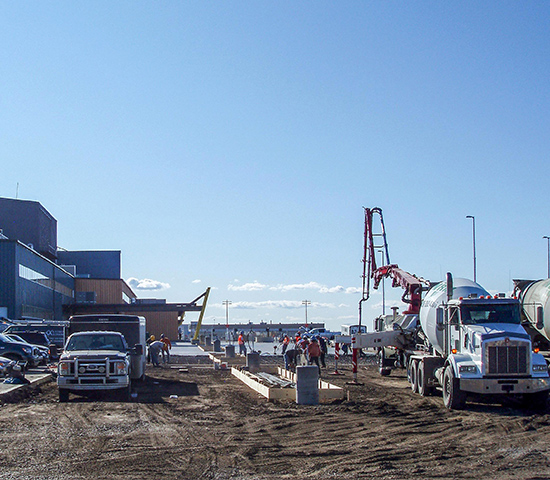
0 372 53 397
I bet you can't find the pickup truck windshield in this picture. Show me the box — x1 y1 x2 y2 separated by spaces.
461 303 521 325
66 334 126 352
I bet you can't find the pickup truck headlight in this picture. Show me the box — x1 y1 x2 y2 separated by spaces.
459 365 477 374
115 362 127 375
533 364 548 372
58 362 70 376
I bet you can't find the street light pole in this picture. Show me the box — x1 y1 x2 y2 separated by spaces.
222 300 232 342
544 236 550 278
466 215 477 283
302 300 311 329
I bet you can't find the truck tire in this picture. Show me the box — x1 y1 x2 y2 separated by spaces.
442 365 466 410
59 389 69 403
523 391 549 411
410 359 419 393
117 385 131 402
418 361 434 397
378 349 392 377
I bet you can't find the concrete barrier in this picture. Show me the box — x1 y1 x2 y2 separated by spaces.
296 366 319 405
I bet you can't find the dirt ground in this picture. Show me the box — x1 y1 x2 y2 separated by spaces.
1 355 550 480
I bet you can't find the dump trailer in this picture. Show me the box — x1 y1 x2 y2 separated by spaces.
346 274 550 409
57 314 146 402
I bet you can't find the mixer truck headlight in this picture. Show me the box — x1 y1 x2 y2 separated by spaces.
459 365 477 374
533 364 548 372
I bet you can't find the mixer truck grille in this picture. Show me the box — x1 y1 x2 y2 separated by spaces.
486 343 528 375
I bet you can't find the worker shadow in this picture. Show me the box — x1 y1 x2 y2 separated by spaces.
132 375 200 404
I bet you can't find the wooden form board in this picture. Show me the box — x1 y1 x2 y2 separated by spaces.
231 368 295 400
231 367 344 401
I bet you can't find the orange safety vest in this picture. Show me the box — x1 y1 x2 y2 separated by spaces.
238 334 245 345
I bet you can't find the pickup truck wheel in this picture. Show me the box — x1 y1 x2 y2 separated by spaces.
118 385 131 402
418 361 434 397
442 365 466 410
410 360 419 393
59 389 69 403
4 353 22 362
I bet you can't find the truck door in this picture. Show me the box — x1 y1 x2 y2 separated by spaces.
448 306 461 354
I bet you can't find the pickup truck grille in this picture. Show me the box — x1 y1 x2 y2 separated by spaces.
63 360 119 376
486 344 528 375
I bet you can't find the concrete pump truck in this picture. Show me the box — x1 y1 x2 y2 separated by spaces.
339 208 550 410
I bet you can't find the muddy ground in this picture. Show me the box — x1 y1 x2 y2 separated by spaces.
0 356 550 480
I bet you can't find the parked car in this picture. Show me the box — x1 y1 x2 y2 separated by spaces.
3 330 58 361
0 356 14 376
0 334 41 367
5 334 49 365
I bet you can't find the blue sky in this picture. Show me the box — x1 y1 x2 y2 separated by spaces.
1 2 549 331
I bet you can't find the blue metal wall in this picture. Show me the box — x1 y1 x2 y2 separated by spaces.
0 198 57 261
0 240 74 320
0 241 17 318
57 250 121 279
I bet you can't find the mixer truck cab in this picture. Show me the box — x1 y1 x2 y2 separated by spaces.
414 276 550 409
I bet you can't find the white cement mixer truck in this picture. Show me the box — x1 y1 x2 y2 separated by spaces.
349 273 550 409
514 279 550 352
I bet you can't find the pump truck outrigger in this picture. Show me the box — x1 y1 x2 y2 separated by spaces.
338 207 550 410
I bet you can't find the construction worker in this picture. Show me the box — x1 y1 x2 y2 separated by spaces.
306 336 321 374
281 334 290 355
160 334 172 363
146 334 155 363
284 348 299 371
238 331 247 356
149 340 164 367
318 335 328 368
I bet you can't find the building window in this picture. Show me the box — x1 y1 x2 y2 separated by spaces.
19 265 74 298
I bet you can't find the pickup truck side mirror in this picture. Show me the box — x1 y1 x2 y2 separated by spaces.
132 344 143 356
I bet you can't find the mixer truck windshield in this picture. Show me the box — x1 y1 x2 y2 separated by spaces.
460 303 521 325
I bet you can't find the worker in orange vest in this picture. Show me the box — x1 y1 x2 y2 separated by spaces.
160 334 172 364
281 335 290 355
238 331 247 356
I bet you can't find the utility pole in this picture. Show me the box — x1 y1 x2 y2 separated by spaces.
544 236 550 278
466 215 477 283
302 300 311 329
222 300 232 342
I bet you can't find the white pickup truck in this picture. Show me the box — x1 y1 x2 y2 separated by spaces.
57 331 140 402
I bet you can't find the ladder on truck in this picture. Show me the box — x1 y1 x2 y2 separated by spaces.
359 207 391 326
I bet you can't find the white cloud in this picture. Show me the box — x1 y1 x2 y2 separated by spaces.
192 279 202 284
228 282 268 291
229 300 339 309
127 277 171 291
226 280 362 294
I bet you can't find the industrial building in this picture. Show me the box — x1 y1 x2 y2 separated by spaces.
0 197 208 339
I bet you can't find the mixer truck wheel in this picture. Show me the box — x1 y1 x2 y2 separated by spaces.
378 349 392 376
522 391 549 411
442 365 466 410
410 359 419 393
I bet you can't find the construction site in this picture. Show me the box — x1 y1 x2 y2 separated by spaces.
0 206 550 479
1 351 550 480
